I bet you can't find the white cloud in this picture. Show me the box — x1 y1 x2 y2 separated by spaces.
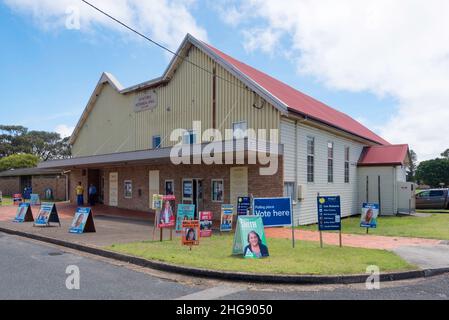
3 0 207 50
219 0 449 160
55 124 74 138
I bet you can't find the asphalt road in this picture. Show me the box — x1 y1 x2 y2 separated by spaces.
1 232 449 300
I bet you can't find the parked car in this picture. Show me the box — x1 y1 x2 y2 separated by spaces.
415 188 449 209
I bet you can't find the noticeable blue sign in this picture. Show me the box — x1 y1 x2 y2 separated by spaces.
30 194 40 206
361 203 379 228
69 208 91 234
253 197 293 227
13 203 31 223
237 197 251 216
317 196 341 231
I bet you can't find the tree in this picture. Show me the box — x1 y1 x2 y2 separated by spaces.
0 125 29 157
415 158 449 187
441 149 449 159
25 131 71 161
407 149 418 182
0 125 71 161
0 154 39 172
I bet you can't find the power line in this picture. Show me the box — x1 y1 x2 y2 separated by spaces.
80 0 252 93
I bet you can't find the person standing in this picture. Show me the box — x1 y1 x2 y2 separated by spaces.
76 182 84 206
88 184 97 206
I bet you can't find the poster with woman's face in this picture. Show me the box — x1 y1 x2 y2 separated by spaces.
158 195 176 228
35 206 52 225
232 216 269 259
182 220 200 246
69 208 91 234
360 203 379 228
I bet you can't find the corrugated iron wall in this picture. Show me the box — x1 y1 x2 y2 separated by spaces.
72 46 280 157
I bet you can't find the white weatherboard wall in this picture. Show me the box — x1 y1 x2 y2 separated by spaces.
357 166 405 216
281 119 365 225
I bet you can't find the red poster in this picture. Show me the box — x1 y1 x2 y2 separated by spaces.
158 195 176 228
199 211 213 237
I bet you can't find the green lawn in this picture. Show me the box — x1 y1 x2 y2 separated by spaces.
0 196 12 206
298 214 449 240
416 209 449 214
108 234 414 275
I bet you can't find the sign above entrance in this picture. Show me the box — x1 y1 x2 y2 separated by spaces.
134 90 158 113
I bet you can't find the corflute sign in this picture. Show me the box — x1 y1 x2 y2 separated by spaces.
253 197 292 227
317 196 341 231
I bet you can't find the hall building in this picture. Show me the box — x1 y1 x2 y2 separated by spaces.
39 34 413 225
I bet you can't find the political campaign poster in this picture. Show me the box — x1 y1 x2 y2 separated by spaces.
361 203 379 228
220 204 234 232
13 194 22 206
199 211 213 237
69 207 96 234
237 197 251 216
13 203 34 223
30 194 41 206
0 191 2 205
182 219 200 247
34 202 61 227
151 194 163 210
232 216 269 259
176 204 195 232
158 195 176 228
253 197 292 227
317 196 341 231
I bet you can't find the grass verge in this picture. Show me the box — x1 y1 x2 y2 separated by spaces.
108 234 414 275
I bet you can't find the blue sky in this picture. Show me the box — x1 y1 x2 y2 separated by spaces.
1 0 447 160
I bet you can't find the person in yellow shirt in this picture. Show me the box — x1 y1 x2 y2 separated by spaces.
76 182 84 206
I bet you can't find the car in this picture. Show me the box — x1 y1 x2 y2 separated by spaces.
415 188 449 209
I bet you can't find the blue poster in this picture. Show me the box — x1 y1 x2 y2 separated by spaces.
252 197 293 227
220 204 234 231
317 196 341 231
13 203 31 223
30 194 40 206
69 208 91 234
34 203 55 226
361 203 379 228
176 204 195 232
237 197 251 216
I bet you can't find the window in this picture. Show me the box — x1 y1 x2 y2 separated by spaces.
429 190 445 197
211 179 224 202
232 121 247 139
344 146 350 183
307 137 315 183
183 130 197 145
124 180 132 199
327 142 334 183
417 190 430 198
182 179 193 201
152 135 161 149
165 180 174 195
284 182 296 201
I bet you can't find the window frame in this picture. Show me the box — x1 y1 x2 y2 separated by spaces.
232 121 248 139
124 180 132 199
327 141 334 183
165 180 174 196
307 136 315 183
284 181 296 203
152 135 161 149
211 179 224 203
344 146 350 183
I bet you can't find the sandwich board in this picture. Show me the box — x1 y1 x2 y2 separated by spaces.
69 207 96 234
13 203 34 223
34 202 61 227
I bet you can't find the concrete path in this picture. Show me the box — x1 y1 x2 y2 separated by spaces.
392 245 449 269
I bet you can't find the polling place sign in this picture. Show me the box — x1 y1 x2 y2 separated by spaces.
317 196 341 231
252 197 293 227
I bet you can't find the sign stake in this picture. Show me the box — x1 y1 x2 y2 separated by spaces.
319 231 323 248
339 230 342 248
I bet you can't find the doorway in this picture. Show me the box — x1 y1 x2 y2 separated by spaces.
182 178 203 218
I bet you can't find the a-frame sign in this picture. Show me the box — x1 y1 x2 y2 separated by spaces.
34 202 61 227
69 208 96 234
13 203 34 223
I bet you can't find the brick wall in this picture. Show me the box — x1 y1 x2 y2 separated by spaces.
32 175 67 201
0 177 20 197
74 156 284 219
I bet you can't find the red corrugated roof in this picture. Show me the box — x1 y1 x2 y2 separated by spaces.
204 42 390 145
358 144 409 166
